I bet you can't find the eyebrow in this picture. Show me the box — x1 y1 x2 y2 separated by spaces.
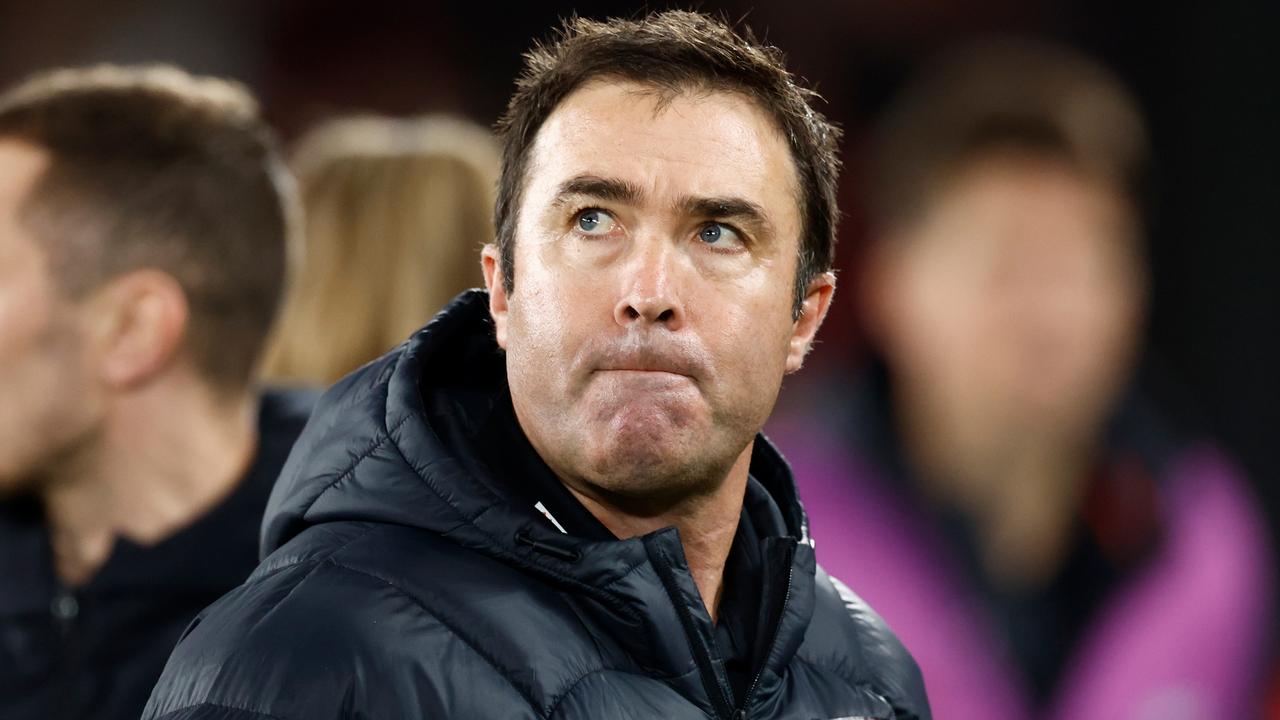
550 175 645 208
681 196 774 239
549 173 776 240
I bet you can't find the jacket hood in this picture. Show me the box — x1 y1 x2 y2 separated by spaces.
261 289 809 565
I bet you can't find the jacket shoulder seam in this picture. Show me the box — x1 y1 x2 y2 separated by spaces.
818 572 876 668
792 652 863 695
807 574 929 718
792 655 908 718
150 699 284 720
319 558 547 717
251 523 381 584
542 667 632 719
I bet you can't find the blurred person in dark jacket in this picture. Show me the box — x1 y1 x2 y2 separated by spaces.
144 11 931 720
773 40 1273 719
262 114 500 386
0 65 314 720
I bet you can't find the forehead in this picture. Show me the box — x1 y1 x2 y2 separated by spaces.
525 80 801 225
922 154 1135 248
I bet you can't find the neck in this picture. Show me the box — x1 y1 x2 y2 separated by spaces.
40 375 259 587
563 444 753 623
895 383 1096 589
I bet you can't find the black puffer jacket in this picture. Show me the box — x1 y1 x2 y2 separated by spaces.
143 291 930 720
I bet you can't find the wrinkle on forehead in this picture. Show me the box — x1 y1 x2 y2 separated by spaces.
525 79 802 236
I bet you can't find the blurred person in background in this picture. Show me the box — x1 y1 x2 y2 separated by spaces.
773 40 1273 719
0 65 313 720
262 114 499 385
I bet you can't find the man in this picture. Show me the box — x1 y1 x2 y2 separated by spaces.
145 12 930 720
0 66 313 720
774 40 1273 719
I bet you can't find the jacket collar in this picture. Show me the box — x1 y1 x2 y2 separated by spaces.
263 289 810 556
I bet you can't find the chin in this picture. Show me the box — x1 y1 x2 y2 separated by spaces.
582 433 727 503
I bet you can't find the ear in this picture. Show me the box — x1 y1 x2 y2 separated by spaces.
86 270 190 389
785 271 836 374
480 243 509 350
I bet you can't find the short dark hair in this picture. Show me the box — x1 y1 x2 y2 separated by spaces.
869 39 1149 235
0 64 297 392
495 11 841 317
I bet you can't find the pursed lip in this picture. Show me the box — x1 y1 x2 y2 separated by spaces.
577 336 709 385
592 353 702 381
590 369 696 396
593 366 694 378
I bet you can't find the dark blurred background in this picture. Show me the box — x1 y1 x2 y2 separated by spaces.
2 0 1276 628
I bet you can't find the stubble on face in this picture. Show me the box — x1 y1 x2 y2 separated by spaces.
498 80 804 514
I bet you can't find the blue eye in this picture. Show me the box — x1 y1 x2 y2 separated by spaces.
576 209 615 235
698 223 743 249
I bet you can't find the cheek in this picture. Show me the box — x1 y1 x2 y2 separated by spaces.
508 260 586 352
1062 287 1143 384
890 265 985 375
0 278 50 356
521 236 616 315
0 308 94 484
0 278 79 395
696 280 793 391
503 273 593 406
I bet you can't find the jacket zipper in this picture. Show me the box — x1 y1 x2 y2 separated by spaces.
647 542 738 719
734 543 796 720
648 538 799 720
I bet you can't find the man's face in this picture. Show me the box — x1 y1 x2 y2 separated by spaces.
0 140 99 494
871 153 1145 436
486 80 830 509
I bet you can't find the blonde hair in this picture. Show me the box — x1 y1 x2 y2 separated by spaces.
262 115 499 385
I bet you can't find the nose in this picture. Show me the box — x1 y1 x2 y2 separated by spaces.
613 241 684 330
